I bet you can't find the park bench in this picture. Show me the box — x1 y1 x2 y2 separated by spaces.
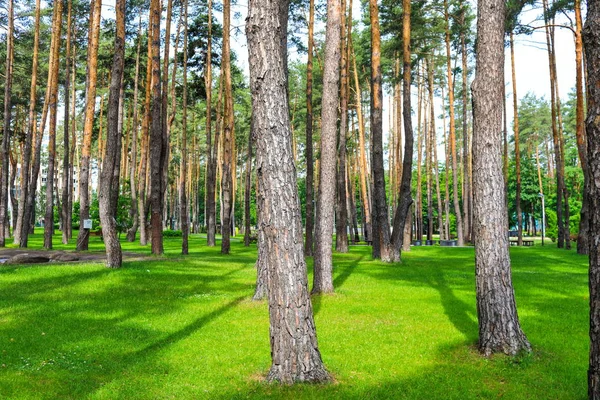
509 239 534 246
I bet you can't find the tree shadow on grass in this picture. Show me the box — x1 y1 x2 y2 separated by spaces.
311 256 365 316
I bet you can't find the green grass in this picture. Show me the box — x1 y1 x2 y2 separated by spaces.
0 232 589 399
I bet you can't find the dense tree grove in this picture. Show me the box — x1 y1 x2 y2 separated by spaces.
0 0 597 392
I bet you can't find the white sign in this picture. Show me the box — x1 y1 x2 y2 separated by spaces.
83 219 93 230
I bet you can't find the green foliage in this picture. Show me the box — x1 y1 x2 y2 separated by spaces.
163 229 183 237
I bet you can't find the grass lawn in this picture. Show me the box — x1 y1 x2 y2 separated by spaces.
0 232 589 399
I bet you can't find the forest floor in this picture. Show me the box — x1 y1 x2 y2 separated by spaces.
0 232 588 399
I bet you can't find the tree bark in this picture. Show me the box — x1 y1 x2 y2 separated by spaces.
98 0 125 268
61 0 73 245
390 0 414 261
335 0 349 253
583 0 600 395
0 0 15 246
43 0 64 250
15 0 41 246
206 0 217 246
444 0 464 246
221 0 234 255
127 20 143 243
313 0 342 294
149 0 165 255
510 33 523 246
472 0 530 356
460 11 472 243
180 0 190 255
77 0 102 251
246 0 330 383
304 0 315 256
369 0 392 261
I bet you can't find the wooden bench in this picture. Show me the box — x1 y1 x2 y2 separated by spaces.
510 239 534 246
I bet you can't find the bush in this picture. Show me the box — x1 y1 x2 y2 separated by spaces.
163 229 182 237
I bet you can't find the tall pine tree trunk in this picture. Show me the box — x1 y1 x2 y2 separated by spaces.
180 0 189 255
313 0 342 294
335 0 349 253
304 0 315 255
583 1 600 395
445 0 464 246
472 0 530 356
0 0 15 246
390 0 414 261
43 0 64 250
206 0 217 246
61 0 72 245
221 0 234 255
77 0 102 251
149 0 165 255
246 0 330 383
99 0 125 268
369 0 392 261
15 0 41 246
510 33 523 246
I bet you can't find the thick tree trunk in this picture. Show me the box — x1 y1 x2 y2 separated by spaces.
390 0 414 261
43 0 64 250
370 0 392 261
335 0 349 253
149 0 165 255
98 0 125 268
472 0 530 356
313 0 342 294
0 0 14 246
584 1 600 396
246 0 330 383
77 0 102 251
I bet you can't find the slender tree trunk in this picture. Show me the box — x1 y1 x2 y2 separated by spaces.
335 0 349 253
584 1 600 396
149 0 165 255
244 115 253 247
247 0 330 383
180 0 189 255
574 0 589 255
445 0 464 246
43 0 64 250
0 0 15 246
206 0 218 246
138 15 153 246
127 20 143 242
416 70 424 242
369 0 392 261
472 0 530 356
61 0 73 245
351 45 371 243
99 0 125 268
313 0 342 294
510 33 523 246
77 0 102 251
221 0 234 255
542 0 565 249
304 0 316 256
15 0 41 246
426 57 434 242
461 14 472 243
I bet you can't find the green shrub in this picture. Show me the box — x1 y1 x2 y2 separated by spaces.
163 229 182 237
